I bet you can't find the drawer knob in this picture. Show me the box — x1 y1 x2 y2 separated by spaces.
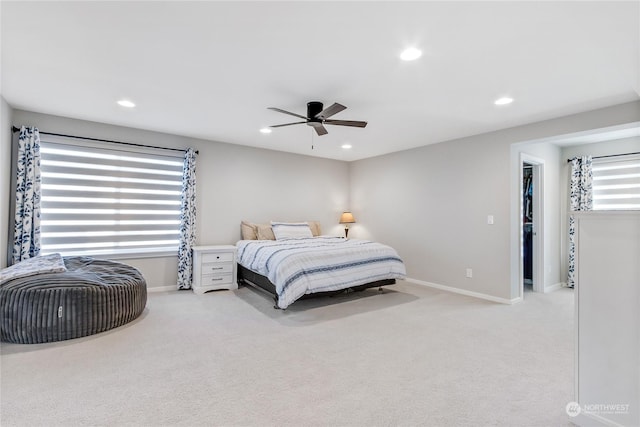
212 267 223 270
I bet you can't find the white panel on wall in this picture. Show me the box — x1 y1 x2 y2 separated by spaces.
573 212 640 427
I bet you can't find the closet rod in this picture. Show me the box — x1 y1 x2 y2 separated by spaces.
11 126 198 155
566 151 639 162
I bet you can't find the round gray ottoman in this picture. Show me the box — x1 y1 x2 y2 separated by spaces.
1 256 147 344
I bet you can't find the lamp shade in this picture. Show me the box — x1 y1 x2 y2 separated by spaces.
339 212 356 224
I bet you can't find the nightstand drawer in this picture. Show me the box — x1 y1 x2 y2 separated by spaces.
201 263 233 275
200 273 233 286
202 252 234 263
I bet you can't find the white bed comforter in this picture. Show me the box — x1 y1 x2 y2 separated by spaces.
236 237 406 308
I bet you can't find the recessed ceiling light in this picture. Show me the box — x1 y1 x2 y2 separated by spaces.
260 127 272 134
494 97 514 106
400 47 422 61
341 144 352 149
117 99 135 108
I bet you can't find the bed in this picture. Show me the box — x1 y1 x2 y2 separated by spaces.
236 222 406 308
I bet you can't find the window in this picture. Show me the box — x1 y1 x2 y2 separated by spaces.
39 138 184 257
592 154 640 210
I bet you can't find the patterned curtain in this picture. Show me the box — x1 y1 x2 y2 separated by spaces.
12 127 42 264
177 148 197 289
567 156 593 288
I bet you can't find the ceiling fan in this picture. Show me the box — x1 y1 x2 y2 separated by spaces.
268 101 367 136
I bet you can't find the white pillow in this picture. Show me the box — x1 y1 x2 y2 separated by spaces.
0 253 67 284
270 221 313 240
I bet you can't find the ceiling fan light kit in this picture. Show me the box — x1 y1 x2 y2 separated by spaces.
268 101 367 136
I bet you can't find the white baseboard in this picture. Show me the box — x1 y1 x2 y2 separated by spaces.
147 285 178 293
544 282 565 293
405 277 521 304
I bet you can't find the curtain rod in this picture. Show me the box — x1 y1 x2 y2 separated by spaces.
11 126 198 155
566 151 640 163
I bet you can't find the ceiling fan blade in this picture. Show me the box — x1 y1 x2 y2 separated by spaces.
267 107 308 120
315 103 346 120
324 119 368 128
269 121 307 128
310 122 328 136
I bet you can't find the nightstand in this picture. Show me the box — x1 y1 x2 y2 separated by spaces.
192 245 237 295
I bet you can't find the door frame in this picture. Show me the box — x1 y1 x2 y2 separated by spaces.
519 153 545 297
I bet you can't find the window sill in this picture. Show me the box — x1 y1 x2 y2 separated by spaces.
43 249 179 260
93 251 179 261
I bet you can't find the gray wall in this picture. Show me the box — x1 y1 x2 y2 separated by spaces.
562 136 640 160
350 130 513 299
0 96 13 268
5 101 640 296
10 109 350 288
350 101 640 301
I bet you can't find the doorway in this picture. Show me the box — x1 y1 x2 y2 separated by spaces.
520 154 545 296
523 163 534 291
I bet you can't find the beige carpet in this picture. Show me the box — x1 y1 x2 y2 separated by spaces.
1 281 574 426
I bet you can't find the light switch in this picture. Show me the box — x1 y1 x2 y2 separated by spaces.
487 215 494 225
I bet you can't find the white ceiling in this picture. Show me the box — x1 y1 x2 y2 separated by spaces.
1 1 639 161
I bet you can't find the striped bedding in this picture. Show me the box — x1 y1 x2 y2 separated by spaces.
236 237 406 308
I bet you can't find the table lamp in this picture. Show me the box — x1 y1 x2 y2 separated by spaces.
339 211 356 238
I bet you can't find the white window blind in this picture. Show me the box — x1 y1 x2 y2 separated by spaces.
39 140 184 257
592 154 640 210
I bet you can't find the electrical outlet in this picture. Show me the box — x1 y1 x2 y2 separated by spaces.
487 215 494 225
466 268 473 278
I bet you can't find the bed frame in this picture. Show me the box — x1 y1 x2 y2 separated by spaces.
237 264 395 309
